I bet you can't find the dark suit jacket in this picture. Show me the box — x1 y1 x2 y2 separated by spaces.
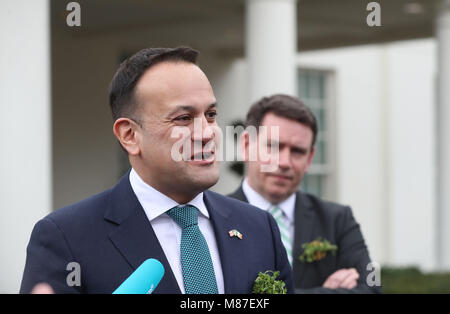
229 185 381 294
20 172 293 294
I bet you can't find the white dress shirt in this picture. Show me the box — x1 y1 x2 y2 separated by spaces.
242 177 296 243
129 168 225 294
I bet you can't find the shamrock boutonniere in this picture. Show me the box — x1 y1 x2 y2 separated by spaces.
299 237 338 263
252 271 287 294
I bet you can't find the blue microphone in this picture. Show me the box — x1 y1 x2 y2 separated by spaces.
113 259 165 294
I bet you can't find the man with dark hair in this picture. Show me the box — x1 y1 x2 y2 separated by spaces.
20 47 293 294
229 94 380 293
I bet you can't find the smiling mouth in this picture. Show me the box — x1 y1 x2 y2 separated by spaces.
189 150 215 163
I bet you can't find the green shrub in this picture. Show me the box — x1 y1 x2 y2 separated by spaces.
381 267 450 294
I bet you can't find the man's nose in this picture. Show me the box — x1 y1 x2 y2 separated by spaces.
278 147 291 170
192 116 215 145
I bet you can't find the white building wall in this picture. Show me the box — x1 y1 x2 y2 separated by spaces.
297 39 437 270
435 1 450 271
0 0 51 293
385 40 436 270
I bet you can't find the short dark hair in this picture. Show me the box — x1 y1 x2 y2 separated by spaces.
108 47 199 122
245 94 318 147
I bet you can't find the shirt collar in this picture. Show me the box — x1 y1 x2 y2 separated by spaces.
129 168 209 221
242 177 296 223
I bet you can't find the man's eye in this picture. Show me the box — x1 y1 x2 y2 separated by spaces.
206 111 217 120
175 115 191 122
292 149 306 155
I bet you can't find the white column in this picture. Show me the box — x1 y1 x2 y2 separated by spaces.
383 41 437 271
436 0 450 270
0 0 51 292
245 0 298 103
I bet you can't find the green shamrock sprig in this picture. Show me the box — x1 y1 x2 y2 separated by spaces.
252 270 287 294
299 237 338 263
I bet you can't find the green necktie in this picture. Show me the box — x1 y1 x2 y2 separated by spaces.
269 205 293 266
167 205 219 294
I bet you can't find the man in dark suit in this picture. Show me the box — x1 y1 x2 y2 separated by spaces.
20 47 293 294
229 94 380 293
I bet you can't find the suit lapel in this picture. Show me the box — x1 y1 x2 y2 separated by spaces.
293 191 315 282
231 184 316 263
230 185 318 286
104 172 181 294
228 184 248 203
204 191 248 293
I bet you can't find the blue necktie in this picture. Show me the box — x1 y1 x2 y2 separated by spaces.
167 205 218 294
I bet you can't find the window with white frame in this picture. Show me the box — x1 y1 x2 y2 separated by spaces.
297 68 335 200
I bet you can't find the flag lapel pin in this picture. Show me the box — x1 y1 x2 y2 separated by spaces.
228 229 243 240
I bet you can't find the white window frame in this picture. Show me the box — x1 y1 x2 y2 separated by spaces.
297 67 337 201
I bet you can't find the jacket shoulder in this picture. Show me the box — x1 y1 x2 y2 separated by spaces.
44 188 112 228
205 190 270 220
300 191 352 219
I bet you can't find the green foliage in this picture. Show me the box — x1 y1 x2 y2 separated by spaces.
382 267 450 294
299 237 338 263
252 271 287 294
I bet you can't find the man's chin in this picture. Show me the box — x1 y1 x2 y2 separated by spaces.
188 167 220 190
266 187 291 203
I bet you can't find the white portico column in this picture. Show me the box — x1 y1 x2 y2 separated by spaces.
245 0 298 104
0 0 52 292
436 0 450 270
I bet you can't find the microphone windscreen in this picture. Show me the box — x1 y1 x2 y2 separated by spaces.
113 259 165 294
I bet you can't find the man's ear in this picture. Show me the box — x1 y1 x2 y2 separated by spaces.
305 146 315 173
239 131 250 162
113 118 141 156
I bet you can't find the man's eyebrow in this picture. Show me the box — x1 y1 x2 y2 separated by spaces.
275 141 309 152
168 103 217 116
168 106 194 115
